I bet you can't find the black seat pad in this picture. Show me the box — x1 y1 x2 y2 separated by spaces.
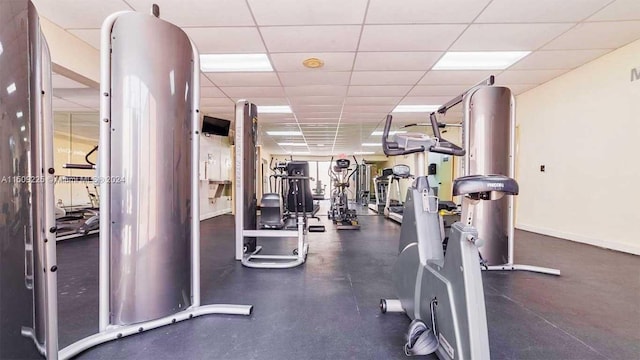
452 175 519 197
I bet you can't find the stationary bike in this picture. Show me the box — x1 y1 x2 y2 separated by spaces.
379 114 519 359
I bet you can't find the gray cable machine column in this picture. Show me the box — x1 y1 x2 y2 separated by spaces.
462 86 559 275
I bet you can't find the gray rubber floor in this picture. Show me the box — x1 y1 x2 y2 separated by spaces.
55 204 640 360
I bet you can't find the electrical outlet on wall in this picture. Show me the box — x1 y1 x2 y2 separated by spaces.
540 165 545 172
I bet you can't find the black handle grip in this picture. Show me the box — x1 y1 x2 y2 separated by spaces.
63 164 95 170
429 140 466 156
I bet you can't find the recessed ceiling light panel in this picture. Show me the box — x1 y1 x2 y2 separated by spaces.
200 54 273 72
278 142 308 147
393 105 440 113
258 105 292 114
433 51 530 70
267 130 302 136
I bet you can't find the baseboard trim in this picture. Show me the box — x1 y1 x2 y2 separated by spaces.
516 223 640 255
200 208 231 221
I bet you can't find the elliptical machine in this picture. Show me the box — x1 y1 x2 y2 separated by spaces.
328 156 360 230
379 113 520 359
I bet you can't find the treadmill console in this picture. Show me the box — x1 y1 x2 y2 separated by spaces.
335 158 351 169
392 164 411 178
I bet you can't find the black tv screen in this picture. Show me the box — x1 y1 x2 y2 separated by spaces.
202 116 231 136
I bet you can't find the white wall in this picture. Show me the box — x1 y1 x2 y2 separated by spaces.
199 134 233 220
516 39 640 255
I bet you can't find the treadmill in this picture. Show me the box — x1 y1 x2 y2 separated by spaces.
369 167 393 213
383 164 412 223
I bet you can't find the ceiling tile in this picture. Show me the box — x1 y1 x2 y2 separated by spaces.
68 29 101 49
407 85 470 97
270 53 355 71
510 49 610 70
220 86 285 98
451 23 574 51
359 25 466 51
420 71 495 85
350 71 425 86
344 97 401 105
201 98 233 106
52 74 89 89
289 96 344 105
247 0 368 25
279 72 351 86
509 84 538 95
347 85 412 96
285 86 348 96
206 72 280 87
184 27 265 53
589 0 640 21
476 0 611 23
343 105 394 113
353 52 442 71
52 97 91 111
366 0 490 24
66 97 100 108
250 97 290 105
126 0 254 26
296 111 342 117
201 86 226 98
291 105 343 113
200 105 235 113
200 74 215 87
31 0 130 29
496 69 566 85
261 26 360 52
543 21 640 50
341 114 388 122
399 96 452 105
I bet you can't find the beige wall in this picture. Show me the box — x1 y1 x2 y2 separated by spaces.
515 39 640 255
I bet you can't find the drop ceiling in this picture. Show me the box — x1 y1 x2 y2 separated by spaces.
35 0 640 155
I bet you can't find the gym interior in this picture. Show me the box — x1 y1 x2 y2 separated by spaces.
1 1 639 359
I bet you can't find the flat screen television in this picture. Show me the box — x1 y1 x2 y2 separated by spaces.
201 116 231 136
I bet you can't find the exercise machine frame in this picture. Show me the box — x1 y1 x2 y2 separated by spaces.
20 9 252 359
234 100 310 268
439 76 559 276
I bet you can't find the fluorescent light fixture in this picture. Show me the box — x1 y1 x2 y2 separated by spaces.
393 105 440 113
7 82 16 94
258 105 292 114
289 151 310 155
200 54 273 72
0 41 3 56
354 151 375 155
317 144 325 147
362 143 381 147
16 111 23 119
278 142 307 147
433 51 530 70
371 130 406 136
20 125 25 132
267 130 302 136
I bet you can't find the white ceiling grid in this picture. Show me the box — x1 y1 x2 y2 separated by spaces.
33 0 640 155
